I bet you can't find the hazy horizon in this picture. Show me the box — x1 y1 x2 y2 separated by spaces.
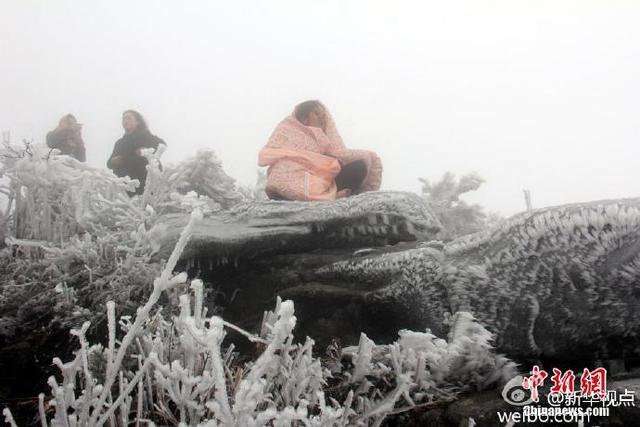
2 1 639 216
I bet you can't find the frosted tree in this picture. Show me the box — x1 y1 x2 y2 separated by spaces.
420 172 501 238
171 149 245 210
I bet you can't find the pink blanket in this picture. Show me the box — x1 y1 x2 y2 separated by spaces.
258 106 382 201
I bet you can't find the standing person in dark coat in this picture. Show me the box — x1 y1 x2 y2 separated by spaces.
46 114 86 162
107 110 167 195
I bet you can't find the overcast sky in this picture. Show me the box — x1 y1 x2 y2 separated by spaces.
1 1 639 216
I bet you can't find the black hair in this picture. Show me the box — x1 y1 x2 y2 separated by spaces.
123 109 149 133
294 100 324 123
59 113 77 126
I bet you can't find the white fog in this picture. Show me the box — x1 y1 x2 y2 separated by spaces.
1 0 639 215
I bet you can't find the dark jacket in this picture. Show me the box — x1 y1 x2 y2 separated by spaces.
46 127 86 162
107 128 166 195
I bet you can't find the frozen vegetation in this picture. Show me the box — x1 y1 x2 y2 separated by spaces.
0 141 516 426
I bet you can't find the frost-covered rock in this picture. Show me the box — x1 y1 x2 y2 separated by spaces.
155 190 443 262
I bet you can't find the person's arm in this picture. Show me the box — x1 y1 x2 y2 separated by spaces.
69 127 86 162
46 128 73 150
107 140 124 170
76 141 87 162
258 146 341 177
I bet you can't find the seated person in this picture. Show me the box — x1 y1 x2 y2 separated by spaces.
258 100 382 201
46 114 86 162
107 110 167 195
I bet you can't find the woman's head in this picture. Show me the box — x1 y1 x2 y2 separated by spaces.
58 114 77 128
294 100 327 130
122 110 148 133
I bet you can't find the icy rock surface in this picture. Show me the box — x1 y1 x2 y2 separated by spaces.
154 190 444 262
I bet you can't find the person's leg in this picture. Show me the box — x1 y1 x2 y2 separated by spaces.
335 159 367 193
266 189 289 200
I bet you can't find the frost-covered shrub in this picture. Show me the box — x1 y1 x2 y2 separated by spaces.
0 141 243 248
419 172 503 238
338 313 517 416
2 207 516 426
169 149 245 210
0 141 242 342
2 210 353 426
1 141 131 243
239 169 268 201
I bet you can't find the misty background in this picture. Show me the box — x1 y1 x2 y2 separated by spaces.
1 0 638 216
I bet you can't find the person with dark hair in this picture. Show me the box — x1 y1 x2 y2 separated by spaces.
46 114 86 162
258 100 382 201
107 110 166 195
